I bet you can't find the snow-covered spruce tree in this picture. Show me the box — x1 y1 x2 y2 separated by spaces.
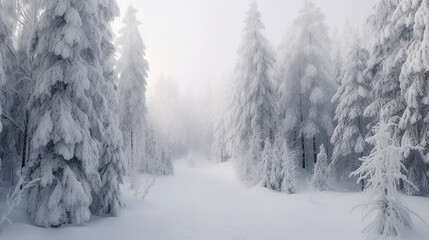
143 127 173 176
260 133 297 193
364 0 403 134
277 0 335 170
211 79 231 163
0 6 10 182
330 34 371 189
269 137 284 191
117 5 149 181
260 138 273 189
0 2 17 186
311 145 329 191
25 0 105 227
227 1 278 184
8 0 44 179
352 116 415 237
240 131 264 184
90 0 126 216
280 140 297 194
397 0 429 195
331 21 354 86
211 114 229 163
365 0 429 195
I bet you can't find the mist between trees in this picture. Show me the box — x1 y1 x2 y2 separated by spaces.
0 0 428 239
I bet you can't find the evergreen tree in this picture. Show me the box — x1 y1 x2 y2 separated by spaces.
269 137 284 191
311 145 329 191
260 134 297 193
365 0 429 195
280 140 297 194
117 5 149 178
25 0 105 227
352 116 415 237
226 1 278 184
143 127 173 176
397 0 429 195
330 34 371 187
148 76 186 154
0 2 17 186
91 0 126 216
277 0 335 170
8 0 44 183
260 139 273 189
364 0 403 130
211 115 229 163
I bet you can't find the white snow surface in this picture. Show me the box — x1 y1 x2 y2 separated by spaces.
2 154 429 240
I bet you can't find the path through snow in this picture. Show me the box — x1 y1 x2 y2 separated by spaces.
2 155 429 240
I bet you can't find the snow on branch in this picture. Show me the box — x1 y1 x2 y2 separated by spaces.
134 176 156 200
0 171 40 228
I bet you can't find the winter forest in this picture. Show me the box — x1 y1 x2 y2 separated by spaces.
1 0 429 239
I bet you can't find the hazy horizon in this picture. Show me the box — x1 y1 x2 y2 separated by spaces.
112 0 376 98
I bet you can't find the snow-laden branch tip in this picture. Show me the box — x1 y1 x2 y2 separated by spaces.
0 171 40 229
134 177 156 200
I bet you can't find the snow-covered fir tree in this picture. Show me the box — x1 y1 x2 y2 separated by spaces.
0 2 17 186
260 134 296 193
210 79 231 163
226 1 278 184
211 113 229 163
90 0 126 216
280 140 297 194
277 0 335 170
260 138 273 189
7 0 44 184
311 145 329 191
117 5 148 178
148 76 187 155
365 0 429 195
143 127 173 176
330 34 371 188
25 0 109 227
331 21 354 86
269 137 285 191
364 0 403 132
352 116 415 237
0 6 9 182
396 0 429 195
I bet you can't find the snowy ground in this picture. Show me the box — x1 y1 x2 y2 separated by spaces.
2 155 429 240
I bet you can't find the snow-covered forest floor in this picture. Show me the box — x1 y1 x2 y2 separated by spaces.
2 155 429 240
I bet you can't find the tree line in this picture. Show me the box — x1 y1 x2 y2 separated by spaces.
211 0 429 237
0 0 172 228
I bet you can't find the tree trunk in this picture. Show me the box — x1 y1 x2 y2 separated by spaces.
360 152 365 191
313 136 317 164
21 110 29 170
301 132 305 169
131 130 134 164
300 96 305 169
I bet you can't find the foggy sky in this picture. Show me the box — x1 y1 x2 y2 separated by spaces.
112 0 376 98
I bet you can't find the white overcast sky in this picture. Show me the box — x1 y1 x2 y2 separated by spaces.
112 0 376 96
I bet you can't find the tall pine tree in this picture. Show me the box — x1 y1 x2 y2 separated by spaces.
277 0 335 169
90 0 126 216
26 0 106 227
397 0 429 195
226 1 278 184
117 5 149 183
0 1 18 186
330 34 371 187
